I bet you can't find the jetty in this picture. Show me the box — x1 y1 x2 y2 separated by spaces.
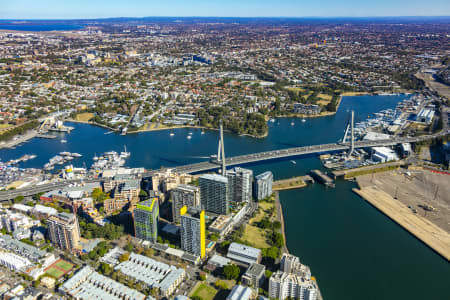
310 170 335 187
36 134 57 139
273 176 309 191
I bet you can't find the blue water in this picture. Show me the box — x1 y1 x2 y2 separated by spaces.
0 24 83 31
1 94 449 299
0 94 410 171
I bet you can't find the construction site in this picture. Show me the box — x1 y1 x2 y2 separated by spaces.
354 167 450 260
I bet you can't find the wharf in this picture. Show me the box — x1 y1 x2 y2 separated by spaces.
273 176 309 191
36 134 57 139
354 186 450 261
48 126 74 133
0 130 38 149
332 161 404 179
310 170 335 187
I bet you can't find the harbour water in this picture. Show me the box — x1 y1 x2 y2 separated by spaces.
0 94 449 299
0 24 83 31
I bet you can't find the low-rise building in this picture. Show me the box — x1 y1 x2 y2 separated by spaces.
292 103 321 115
242 263 266 289
226 285 252 300
227 242 261 265
114 252 186 297
59 266 146 300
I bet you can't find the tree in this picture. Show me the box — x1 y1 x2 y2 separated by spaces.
144 248 154 257
124 243 134 252
272 221 282 230
199 272 207 281
139 190 148 199
13 195 24 203
118 252 130 262
91 187 106 203
99 262 111 275
223 264 240 280
215 280 228 290
265 270 273 278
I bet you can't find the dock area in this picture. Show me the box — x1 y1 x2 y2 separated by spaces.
354 186 450 261
36 134 57 139
48 125 74 133
273 176 310 191
332 161 404 179
0 130 38 149
310 170 335 187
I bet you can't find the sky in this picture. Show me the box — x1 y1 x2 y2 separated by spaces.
0 0 449 19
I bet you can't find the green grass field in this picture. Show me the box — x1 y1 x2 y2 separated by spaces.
54 260 74 271
45 267 65 279
242 225 270 248
191 283 218 300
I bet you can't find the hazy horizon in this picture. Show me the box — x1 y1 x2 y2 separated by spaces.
1 0 450 19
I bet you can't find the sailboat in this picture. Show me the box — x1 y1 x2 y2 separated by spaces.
120 145 130 158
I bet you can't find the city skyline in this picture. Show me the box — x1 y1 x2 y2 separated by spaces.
1 0 450 19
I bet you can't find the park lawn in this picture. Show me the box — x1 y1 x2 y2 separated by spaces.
75 112 94 122
249 206 265 225
0 124 12 129
286 87 305 92
190 283 218 300
242 225 270 249
45 267 65 279
221 280 236 289
259 201 276 218
318 93 333 101
55 260 74 271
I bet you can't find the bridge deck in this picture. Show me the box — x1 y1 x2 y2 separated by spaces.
0 133 444 201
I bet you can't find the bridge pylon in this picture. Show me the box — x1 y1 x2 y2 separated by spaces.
342 110 355 157
217 120 226 174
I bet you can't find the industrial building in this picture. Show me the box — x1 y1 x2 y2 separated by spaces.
254 171 273 200
227 242 261 265
171 184 200 223
180 207 206 258
47 212 81 254
371 147 399 163
416 108 435 124
199 174 230 215
134 198 159 243
226 167 253 203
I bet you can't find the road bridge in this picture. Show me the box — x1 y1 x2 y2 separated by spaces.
0 129 447 202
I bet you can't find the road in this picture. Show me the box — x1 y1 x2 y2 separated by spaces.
0 131 447 201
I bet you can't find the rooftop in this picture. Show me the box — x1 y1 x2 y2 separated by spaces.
200 173 228 184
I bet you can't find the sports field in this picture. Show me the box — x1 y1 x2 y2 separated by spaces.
45 259 74 279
